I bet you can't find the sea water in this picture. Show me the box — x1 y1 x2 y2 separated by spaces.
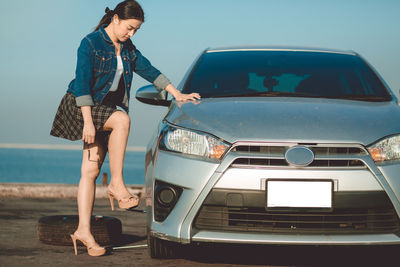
0 148 145 185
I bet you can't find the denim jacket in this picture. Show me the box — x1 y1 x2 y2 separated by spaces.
67 26 170 112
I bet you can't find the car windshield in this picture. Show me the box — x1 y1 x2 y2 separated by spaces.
182 50 392 101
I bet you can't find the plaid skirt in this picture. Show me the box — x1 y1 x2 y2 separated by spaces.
50 93 118 141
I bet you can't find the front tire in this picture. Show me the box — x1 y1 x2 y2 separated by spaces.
147 232 180 259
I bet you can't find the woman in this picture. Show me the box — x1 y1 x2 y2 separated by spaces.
50 0 200 257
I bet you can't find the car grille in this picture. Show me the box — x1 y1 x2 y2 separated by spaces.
230 144 368 168
195 206 399 234
194 190 400 234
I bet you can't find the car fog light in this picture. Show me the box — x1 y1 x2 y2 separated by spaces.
154 181 183 222
156 186 177 207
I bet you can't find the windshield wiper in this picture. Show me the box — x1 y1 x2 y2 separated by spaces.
205 92 392 102
338 95 392 102
207 91 317 98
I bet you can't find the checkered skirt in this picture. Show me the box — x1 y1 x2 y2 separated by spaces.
50 93 117 141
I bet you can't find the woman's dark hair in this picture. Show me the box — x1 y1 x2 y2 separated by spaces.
95 0 145 31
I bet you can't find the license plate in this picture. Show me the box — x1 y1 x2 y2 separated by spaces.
266 179 333 209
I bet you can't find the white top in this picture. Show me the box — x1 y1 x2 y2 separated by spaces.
109 56 123 92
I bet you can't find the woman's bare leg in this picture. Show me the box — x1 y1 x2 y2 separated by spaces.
74 139 106 243
102 111 133 198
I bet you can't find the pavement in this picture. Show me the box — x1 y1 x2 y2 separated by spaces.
1 184 400 267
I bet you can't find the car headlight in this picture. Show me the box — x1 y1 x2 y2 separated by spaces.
159 124 230 160
367 135 400 163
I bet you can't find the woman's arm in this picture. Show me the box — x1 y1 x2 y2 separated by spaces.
74 38 95 107
81 106 96 144
132 47 200 101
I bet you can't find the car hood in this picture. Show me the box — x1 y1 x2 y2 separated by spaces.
165 97 400 145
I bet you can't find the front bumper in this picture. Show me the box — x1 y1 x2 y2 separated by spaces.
148 143 400 246
191 231 400 245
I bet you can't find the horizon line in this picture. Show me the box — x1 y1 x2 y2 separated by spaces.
0 143 146 152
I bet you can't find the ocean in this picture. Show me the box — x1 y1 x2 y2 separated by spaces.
0 148 145 185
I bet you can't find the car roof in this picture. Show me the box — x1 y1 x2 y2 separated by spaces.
206 46 357 55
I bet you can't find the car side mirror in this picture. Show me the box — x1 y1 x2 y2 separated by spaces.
135 85 171 107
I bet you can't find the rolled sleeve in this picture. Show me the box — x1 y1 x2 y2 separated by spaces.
153 74 171 92
74 38 95 106
75 95 94 106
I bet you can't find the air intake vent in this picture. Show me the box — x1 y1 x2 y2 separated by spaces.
194 189 400 234
195 206 399 234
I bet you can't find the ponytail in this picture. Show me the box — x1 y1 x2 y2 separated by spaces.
95 7 115 31
94 1 145 31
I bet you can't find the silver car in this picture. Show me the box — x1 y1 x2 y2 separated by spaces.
136 46 400 258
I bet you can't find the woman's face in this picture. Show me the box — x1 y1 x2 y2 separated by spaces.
112 15 142 42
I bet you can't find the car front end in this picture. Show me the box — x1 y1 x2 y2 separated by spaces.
137 46 400 258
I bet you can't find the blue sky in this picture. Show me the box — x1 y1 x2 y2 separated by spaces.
0 0 399 147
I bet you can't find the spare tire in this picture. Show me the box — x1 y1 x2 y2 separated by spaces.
37 215 122 246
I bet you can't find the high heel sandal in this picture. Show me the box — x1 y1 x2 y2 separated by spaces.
106 187 139 211
70 233 106 257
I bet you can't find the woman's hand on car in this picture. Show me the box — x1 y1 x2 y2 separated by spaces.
175 92 201 102
165 84 201 102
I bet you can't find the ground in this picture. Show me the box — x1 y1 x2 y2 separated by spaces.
0 197 399 267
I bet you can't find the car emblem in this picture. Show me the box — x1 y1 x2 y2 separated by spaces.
285 146 314 167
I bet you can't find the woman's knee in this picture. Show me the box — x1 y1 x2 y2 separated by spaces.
107 111 130 131
118 112 130 128
81 162 101 180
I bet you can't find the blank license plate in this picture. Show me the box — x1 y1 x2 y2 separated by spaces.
266 179 333 209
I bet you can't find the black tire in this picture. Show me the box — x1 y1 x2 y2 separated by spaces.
147 232 180 259
37 215 122 246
